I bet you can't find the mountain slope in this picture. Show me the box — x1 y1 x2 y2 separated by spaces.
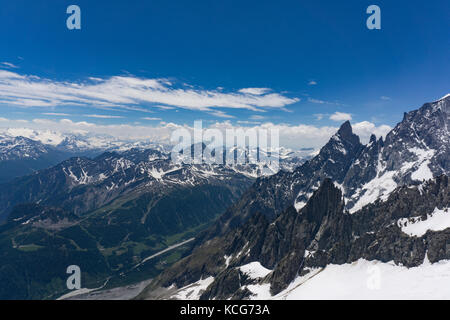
0 146 259 299
0 135 72 183
346 94 450 211
0 129 309 185
196 120 364 242
138 95 450 300
195 95 450 243
0 148 255 221
139 175 449 300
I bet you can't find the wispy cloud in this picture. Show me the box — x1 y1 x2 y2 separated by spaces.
249 115 266 120
308 98 325 104
330 112 352 121
237 120 261 125
308 80 317 85
142 117 162 121
155 105 176 110
84 114 124 119
308 97 344 106
238 88 271 95
380 96 392 101
42 112 71 116
0 62 19 69
208 110 235 118
0 71 299 115
314 113 325 120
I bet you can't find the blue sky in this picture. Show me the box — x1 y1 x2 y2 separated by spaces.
0 0 448 148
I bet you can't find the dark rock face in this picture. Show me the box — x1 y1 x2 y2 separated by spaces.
258 179 349 293
383 97 449 176
269 176 449 295
198 119 365 242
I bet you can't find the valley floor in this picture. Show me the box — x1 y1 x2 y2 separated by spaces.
60 279 152 300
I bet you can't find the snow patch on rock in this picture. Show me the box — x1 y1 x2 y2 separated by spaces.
171 277 215 300
398 207 450 237
239 262 272 280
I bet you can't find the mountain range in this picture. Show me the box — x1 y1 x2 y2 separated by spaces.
0 137 309 298
137 94 450 300
0 94 448 300
193 95 450 240
0 129 310 184
0 135 72 183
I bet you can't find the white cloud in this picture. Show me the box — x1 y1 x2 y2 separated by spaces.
330 112 352 121
142 117 162 121
155 105 176 110
380 96 392 101
0 71 298 115
83 114 124 119
1 62 19 69
249 115 266 120
308 97 344 106
308 97 326 104
208 110 235 118
237 120 261 125
43 112 71 116
308 80 317 85
238 88 271 95
314 113 324 121
352 121 391 142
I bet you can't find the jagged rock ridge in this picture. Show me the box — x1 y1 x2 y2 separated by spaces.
141 175 449 300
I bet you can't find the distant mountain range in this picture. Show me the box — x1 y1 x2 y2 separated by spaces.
0 129 311 184
137 94 450 300
0 130 173 183
0 135 72 183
